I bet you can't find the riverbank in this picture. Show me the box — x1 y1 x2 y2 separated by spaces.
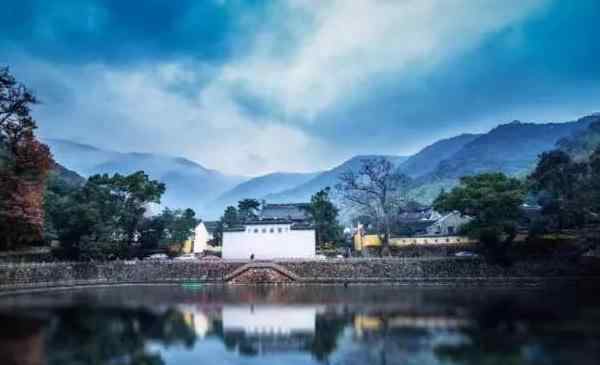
1 257 600 291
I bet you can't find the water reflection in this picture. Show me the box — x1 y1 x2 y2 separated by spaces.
1 285 599 365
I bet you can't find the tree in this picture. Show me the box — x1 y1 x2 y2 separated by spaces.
47 171 165 259
336 157 411 255
87 172 165 243
212 206 240 247
528 150 588 231
237 198 260 222
221 206 240 228
139 208 198 249
305 188 342 248
528 147 600 255
434 173 526 263
0 66 52 250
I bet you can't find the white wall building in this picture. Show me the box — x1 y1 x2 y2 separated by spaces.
222 220 316 260
426 211 472 236
193 222 212 254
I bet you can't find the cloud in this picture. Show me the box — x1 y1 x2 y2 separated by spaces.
224 0 548 119
5 0 600 176
24 60 332 176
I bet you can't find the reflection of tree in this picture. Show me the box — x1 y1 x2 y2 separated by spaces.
46 306 197 365
306 313 350 362
433 298 586 365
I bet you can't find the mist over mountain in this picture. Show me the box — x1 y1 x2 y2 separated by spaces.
212 172 320 209
557 114 600 160
265 155 409 203
43 113 600 219
45 139 247 217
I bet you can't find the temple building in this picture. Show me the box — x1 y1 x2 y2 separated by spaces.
222 203 316 260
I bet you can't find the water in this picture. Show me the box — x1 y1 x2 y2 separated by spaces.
1 283 599 365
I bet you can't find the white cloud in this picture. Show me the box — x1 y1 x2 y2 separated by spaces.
27 0 549 176
225 0 548 119
31 61 333 176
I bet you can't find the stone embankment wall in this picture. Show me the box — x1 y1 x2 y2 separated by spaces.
1 258 599 290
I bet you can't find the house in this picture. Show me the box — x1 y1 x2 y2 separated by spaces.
394 205 442 236
425 211 472 236
222 203 316 260
353 209 474 251
191 220 221 254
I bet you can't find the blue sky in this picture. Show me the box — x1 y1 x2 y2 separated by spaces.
1 0 599 176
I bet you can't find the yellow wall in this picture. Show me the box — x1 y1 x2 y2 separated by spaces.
181 239 193 253
354 233 475 250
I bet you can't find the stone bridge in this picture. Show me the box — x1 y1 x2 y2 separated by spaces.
224 261 302 284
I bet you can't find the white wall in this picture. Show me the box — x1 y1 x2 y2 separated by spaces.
193 222 210 254
222 224 315 260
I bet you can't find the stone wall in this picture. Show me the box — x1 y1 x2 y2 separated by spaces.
1 258 599 290
279 258 600 282
0 261 245 290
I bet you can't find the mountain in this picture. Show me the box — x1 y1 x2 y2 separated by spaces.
428 115 598 181
397 133 481 178
44 139 247 218
212 171 320 209
266 155 409 203
557 113 600 160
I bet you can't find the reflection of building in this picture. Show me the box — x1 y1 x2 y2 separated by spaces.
223 305 317 335
222 203 316 260
178 306 213 338
222 305 320 354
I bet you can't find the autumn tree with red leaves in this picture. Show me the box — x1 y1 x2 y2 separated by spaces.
0 67 52 250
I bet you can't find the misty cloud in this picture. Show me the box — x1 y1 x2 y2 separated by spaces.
1 0 599 175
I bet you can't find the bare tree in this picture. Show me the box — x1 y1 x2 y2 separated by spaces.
336 157 411 256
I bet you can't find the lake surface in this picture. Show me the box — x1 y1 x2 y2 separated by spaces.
1 283 599 365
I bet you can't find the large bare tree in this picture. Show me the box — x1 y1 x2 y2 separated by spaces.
336 157 411 255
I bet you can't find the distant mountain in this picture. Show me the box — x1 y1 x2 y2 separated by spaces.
44 139 247 218
212 171 320 209
50 161 86 187
397 133 481 178
266 155 409 203
427 115 598 181
557 114 600 160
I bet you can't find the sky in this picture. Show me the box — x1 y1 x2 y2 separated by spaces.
1 0 600 176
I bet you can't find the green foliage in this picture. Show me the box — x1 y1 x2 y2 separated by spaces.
305 188 343 247
528 147 600 238
45 171 167 260
434 173 526 262
528 150 588 231
222 206 240 227
237 198 260 222
139 208 198 249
